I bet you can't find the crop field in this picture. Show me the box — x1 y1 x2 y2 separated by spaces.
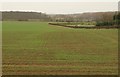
2 21 118 75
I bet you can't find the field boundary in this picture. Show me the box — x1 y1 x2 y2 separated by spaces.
48 23 119 29
1 75 119 77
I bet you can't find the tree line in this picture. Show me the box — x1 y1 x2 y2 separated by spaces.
96 12 120 26
1 11 51 21
1 11 119 26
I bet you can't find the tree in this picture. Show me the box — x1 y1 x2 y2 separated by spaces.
113 12 120 25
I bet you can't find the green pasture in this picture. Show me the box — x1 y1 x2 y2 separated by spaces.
2 21 118 75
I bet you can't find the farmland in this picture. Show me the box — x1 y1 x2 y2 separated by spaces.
2 21 118 75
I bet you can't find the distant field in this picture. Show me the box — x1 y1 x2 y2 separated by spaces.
49 22 96 27
2 21 118 75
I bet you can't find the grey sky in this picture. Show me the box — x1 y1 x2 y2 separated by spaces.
1 2 118 14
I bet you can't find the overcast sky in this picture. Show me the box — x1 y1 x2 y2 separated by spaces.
1 2 118 14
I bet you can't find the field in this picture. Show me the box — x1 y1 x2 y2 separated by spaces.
2 21 118 75
49 22 96 26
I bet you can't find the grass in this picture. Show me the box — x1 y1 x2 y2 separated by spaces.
2 21 118 75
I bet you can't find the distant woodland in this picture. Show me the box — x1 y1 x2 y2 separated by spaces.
1 11 51 21
1 11 120 26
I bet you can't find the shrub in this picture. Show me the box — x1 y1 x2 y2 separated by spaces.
96 21 115 26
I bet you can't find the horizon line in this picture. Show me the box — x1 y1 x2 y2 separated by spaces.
0 10 118 14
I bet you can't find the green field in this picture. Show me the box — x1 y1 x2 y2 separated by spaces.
2 21 118 75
